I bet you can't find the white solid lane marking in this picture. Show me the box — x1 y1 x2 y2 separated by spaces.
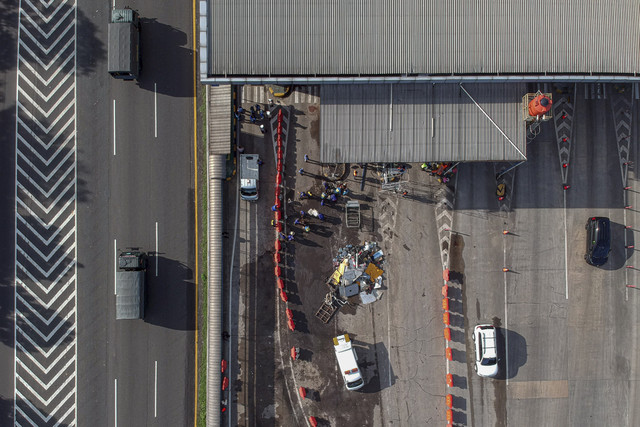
113 99 116 155
114 378 118 427
564 191 569 299
114 239 117 295
154 361 158 417
155 222 158 276
154 83 158 138
504 240 509 385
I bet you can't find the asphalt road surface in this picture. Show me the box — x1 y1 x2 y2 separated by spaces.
76 1 197 426
458 88 640 426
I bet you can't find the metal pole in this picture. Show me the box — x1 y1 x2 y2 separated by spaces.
495 160 526 181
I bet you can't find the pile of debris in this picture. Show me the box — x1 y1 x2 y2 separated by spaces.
315 242 385 323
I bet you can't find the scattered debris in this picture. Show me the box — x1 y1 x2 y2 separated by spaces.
315 242 386 322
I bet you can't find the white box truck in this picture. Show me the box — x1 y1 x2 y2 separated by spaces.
333 334 364 390
239 154 260 201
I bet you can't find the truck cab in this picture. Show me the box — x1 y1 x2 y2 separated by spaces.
333 334 364 390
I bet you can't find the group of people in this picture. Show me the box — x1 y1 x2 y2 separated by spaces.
234 102 271 134
421 162 457 184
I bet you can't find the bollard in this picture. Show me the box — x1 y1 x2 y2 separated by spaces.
563 185 570 190
280 290 288 302
446 347 453 361
446 394 453 408
443 312 450 325
503 230 510 235
441 285 448 297
446 373 454 387
298 387 306 399
444 328 451 341
442 298 449 311
221 359 227 373
502 267 510 272
287 318 295 331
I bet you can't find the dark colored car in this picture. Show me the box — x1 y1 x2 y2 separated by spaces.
585 217 611 266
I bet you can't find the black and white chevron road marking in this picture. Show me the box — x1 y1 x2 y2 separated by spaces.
15 0 77 425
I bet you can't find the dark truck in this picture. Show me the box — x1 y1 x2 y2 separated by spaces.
108 8 141 80
116 249 147 319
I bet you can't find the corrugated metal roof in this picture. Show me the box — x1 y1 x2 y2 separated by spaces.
208 0 640 77
320 83 527 163
207 85 232 155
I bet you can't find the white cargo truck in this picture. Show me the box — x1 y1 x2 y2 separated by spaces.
116 249 146 320
239 154 260 201
333 334 364 390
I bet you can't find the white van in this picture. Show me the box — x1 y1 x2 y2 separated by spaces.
333 334 364 390
239 154 260 201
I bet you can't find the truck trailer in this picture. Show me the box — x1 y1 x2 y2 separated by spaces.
116 249 147 320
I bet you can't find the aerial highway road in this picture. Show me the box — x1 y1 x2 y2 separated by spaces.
0 0 198 425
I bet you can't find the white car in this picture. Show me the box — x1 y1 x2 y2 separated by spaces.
472 324 499 377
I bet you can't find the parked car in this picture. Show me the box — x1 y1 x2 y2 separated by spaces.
585 217 611 266
473 324 498 377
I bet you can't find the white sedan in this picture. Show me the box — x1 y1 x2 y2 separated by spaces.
472 324 499 377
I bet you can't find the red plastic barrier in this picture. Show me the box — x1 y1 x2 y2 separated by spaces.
274 266 281 276
275 198 281 208
275 173 282 185
222 376 229 390
275 211 281 222
280 290 288 302
442 298 449 311
221 359 227 373
446 373 453 387
446 394 453 408
443 269 450 281
275 240 281 251
287 318 295 331
298 386 306 399
444 328 451 341
274 252 281 264
286 308 293 320
441 285 448 297
446 409 453 423
277 278 284 289
275 224 282 233
308 417 318 427
443 312 450 325
290 347 299 360
277 162 283 172
445 348 453 361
